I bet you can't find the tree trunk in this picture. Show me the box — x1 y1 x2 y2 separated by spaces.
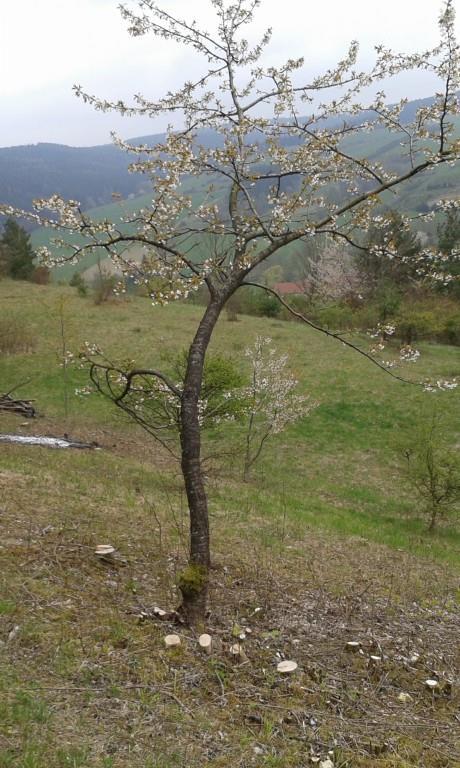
243 412 254 482
427 505 438 533
179 295 225 623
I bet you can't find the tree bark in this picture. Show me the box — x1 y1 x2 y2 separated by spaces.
427 505 439 533
179 294 225 622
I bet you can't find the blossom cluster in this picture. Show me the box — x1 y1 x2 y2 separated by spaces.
241 336 318 435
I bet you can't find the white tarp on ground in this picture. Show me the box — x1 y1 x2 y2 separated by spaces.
0 435 99 449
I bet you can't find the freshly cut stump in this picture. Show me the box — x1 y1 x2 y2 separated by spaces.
229 643 243 656
164 634 181 648
277 660 298 674
198 634 212 654
346 641 361 653
228 642 248 662
95 545 115 556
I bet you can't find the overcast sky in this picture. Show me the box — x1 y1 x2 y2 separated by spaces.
1 0 457 147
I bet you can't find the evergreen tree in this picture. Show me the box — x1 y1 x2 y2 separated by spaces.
0 218 35 280
438 209 460 254
437 209 460 296
0 243 9 277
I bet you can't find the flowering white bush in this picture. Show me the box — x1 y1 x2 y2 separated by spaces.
240 337 318 479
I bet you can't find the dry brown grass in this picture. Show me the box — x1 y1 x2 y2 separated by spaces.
0 317 36 355
0 431 459 768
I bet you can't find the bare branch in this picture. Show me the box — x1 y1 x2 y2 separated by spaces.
241 281 423 386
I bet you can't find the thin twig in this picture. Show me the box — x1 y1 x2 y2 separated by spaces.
242 281 422 387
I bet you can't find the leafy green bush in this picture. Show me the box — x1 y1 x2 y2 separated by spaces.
395 308 443 345
164 349 247 427
92 271 117 305
310 303 356 331
253 292 281 318
279 293 310 320
372 281 403 322
395 297 460 345
440 314 460 345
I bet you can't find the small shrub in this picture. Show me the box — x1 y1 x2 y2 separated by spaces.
167 348 247 427
440 313 460 346
373 282 403 322
401 410 460 532
394 296 460 345
254 292 281 318
311 303 355 331
92 271 117 304
69 271 88 297
395 307 442 345
0 317 36 354
279 293 310 321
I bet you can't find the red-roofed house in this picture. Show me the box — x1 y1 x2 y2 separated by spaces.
272 281 310 295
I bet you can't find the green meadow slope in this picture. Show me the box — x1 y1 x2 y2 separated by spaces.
1 280 459 563
0 280 459 768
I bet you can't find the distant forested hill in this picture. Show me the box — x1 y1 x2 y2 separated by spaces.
0 127 226 213
0 141 150 211
1 96 459 217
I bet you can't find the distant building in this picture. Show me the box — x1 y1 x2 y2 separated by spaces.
272 281 309 295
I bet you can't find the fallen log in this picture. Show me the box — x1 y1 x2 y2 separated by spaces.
0 393 36 418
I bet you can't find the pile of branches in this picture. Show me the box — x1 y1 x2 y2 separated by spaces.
0 392 36 418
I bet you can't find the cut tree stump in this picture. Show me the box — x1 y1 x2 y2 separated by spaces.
277 660 298 674
198 634 212 654
164 634 181 648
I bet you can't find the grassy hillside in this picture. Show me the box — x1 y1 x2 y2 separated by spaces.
342 122 460 216
29 116 460 284
0 281 459 767
1 280 459 558
30 175 229 282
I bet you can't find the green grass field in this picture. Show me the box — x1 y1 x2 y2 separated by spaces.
1 280 458 563
1 280 459 767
